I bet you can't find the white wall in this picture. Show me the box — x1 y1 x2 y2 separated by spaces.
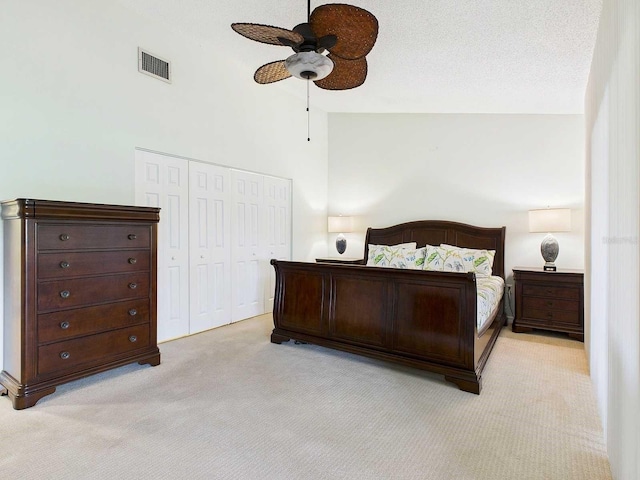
585 0 640 478
0 1 329 371
327 114 585 287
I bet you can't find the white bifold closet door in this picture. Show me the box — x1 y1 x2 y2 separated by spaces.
188 163 231 334
136 150 292 339
231 170 264 322
134 150 190 342
263 175 292 312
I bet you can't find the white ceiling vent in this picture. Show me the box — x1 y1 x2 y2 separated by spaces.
138 47 171 83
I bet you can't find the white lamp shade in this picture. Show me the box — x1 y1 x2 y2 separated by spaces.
529 208 571 233
328 216 353 233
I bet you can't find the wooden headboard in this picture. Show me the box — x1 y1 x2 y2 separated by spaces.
363 220 506 280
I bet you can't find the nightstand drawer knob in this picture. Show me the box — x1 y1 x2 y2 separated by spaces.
128 234 137 240
128 308 137 316
60 261 70 269
59 234 70 241
547 312 553 318
60 351 70 360
60 290 70 299
547 301 553 306
128 283 137 290
129 335 137 343
60 321 70 329
128 257 137 264
546 289 553 294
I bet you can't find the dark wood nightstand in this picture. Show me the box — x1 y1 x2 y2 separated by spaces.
315 257 363 264
512 267 584 341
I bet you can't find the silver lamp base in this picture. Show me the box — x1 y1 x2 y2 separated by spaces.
541 233 559 271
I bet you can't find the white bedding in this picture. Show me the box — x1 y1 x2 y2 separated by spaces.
477 275 505 330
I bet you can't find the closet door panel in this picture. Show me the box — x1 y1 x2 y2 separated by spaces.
264 176 292 312
231 170 264 322
189 163 231 333
135 150 190 341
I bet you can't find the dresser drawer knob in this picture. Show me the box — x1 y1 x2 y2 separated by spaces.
128 257 137 265
60 290 71 299
60 261 70 269
59 234 70 241
129 308 137 316
128 283 137 290
547 301 553 307
547 312 553 318
60 351 70 360
60 321 70 329
128 234 137 240
546 289 553 294
129 335 137 343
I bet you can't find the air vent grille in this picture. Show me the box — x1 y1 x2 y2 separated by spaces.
138 48 171 83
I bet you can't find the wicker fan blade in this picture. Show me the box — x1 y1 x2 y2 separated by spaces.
231 23 304 47
310 4 378 60
254 60 292 84
314 55 367 90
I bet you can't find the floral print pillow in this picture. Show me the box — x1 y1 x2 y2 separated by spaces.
367 245 427 269
439 244 495 277
423 244 466 272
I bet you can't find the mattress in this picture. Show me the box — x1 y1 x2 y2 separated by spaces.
477 275 505 330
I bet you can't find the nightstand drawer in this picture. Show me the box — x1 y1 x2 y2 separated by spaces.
522 284 580 300
522 296 579 312
520 308 581 325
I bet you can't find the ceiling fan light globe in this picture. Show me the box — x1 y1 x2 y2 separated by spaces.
284 52 334 81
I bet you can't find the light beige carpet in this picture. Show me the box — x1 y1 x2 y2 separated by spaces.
0 315 611 480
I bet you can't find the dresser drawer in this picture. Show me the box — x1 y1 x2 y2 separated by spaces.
522 284 580 300
37 224 150 251
38 250 150 279
38 273 149 311
38 299 149 344
38 324 150 376
522 296 579 312
520 308 581 326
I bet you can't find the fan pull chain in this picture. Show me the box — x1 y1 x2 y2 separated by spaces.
307 79 310 141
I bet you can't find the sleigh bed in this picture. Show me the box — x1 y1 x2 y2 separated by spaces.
270 220 507 394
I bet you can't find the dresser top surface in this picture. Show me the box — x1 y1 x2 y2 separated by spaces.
1 199 160 222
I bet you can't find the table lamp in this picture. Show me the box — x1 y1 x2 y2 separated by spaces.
328 216 353 255
528 208 571 271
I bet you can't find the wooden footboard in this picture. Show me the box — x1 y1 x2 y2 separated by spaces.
270 260 504 394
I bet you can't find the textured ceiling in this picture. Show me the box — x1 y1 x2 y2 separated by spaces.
117 0 602 114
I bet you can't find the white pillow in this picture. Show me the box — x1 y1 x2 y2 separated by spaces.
367 245 426 269
439 244 496 277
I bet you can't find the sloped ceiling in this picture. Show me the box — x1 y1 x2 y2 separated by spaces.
118 0 602 114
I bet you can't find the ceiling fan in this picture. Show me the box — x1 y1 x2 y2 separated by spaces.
231 1 379 90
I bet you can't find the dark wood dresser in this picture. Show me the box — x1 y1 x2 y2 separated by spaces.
512 267 584 341
0 199 161 409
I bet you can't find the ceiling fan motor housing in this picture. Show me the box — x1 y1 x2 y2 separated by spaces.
284 51 334 80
